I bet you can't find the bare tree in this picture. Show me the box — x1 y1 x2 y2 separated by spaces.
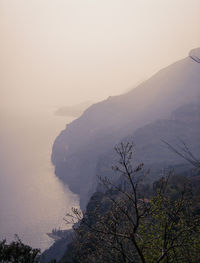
62 142 200 263
163 139 200 169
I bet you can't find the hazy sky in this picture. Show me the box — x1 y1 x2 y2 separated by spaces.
1 0 200 109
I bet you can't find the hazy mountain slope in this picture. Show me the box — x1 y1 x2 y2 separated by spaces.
52 49 200 208
96 102 200 185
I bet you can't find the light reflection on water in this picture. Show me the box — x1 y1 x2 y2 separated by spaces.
0 107 79 251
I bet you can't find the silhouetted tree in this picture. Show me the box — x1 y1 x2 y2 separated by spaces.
62 142 200 263
0 236 40 263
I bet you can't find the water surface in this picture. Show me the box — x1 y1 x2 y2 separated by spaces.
0 107 79 250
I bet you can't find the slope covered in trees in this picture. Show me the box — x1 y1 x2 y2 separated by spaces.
60 143 200 263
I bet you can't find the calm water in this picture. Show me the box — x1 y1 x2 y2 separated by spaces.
0 107 79 251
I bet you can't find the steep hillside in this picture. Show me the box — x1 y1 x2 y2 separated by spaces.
52 49 200 208
96 102 200 185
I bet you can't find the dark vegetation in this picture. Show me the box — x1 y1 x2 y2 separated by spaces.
0 236 40 263
0 237 58 263
60 143 200 263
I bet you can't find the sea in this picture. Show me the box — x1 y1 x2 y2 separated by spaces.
0 106 79 251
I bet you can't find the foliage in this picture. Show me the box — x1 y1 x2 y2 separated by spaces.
0 236 59 263
0 236 40 263
61 142 200 263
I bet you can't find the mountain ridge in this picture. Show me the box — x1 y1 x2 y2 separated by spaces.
52 49 200 208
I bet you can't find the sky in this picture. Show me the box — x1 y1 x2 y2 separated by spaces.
0 0 200 110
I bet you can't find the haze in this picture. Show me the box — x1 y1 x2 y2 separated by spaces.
1 0 200 110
